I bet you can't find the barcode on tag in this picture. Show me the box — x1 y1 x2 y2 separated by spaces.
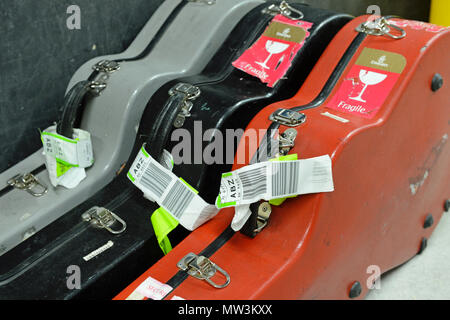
162 180 196 218
128 146 221 231
238 166 267 201
271 161 300 197
217 155 334 208
140 162 172 198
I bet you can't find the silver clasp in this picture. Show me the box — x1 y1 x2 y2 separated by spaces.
254 202 272 234
92 60 120 73
356 17 406 39
169 83 201 128
90 60 120 95
7 173 48 197
177 253 230 289
82 207 127 235
278 128 298 156
269 108 306 127
263 1 304 20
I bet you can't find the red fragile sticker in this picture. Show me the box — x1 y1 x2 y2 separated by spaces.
232 15 313 88
326 48 407 119
389 19 449 33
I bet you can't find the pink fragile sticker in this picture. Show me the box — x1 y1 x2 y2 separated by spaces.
232 15 313 88
134 276 173 300
326 47 407 119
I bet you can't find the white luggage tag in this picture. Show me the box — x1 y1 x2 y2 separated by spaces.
128 146 219 231
216 155 335 231
41 125 94 189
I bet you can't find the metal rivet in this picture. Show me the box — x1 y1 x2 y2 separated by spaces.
349 281 362 299
423 214 434 229
418 237 428 254
444 199 450 212
431 73 443 92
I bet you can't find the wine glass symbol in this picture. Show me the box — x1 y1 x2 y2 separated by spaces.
350 70 388 103
255 40 290 70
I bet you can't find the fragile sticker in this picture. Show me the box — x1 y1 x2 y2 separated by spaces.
389 19 449 33
129 276 173 300
232 15 313 87
326 48 407 119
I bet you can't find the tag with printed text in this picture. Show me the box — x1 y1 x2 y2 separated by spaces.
41 125 94 188
216 155 334 208
128 146 219 231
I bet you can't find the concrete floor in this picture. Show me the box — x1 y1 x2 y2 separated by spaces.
366 211 450 300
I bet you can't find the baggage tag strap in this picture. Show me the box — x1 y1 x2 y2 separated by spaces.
128 145 219 231
41 125 94 189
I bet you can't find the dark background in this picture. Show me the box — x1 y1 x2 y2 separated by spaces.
0 0 431 174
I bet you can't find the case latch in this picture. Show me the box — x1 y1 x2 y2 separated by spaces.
177 253 230 289
356 17 406 39
169 83 201 128
82 207 127 235
263 1 304 20
269 109 306 127
90 60 120 95
278 128 298 156
7 173 48 197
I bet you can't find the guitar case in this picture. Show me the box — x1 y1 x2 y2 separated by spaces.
116 16 450 300
0 1 352 299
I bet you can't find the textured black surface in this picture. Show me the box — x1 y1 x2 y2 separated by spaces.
0 0 163 173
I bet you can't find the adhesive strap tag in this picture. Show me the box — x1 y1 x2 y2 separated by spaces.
128 145 219 231
216 155 334 209
41 125 94 188
41 125 94 168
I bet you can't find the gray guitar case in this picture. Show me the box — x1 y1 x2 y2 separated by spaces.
0 0 265 257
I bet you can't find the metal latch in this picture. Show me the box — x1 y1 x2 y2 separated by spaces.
92 60 120 73
269 109 306 127
82 207 127 235
169 83 201 128
177 253 230 289
356 17 406 39
278 128 298 156
263 1 304 20
7 173 48 197
254 202 272 234
90 60 120 95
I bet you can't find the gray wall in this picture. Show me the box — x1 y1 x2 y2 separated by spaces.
0 0 430 173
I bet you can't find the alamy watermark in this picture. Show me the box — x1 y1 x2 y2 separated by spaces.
66 5 81 30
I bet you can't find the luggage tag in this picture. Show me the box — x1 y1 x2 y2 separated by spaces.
41 125 94 189
232 14 313 87
216 155 335 231
128 146 220 231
